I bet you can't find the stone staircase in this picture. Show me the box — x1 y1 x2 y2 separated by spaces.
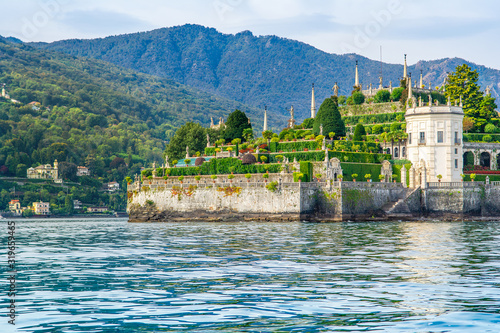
384 187 421 215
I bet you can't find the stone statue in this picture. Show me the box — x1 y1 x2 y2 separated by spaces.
322 136 326 151
186 146 190 159
210 117 214 127
290 105 294 120
486 86 491 95
320 125 323 136
332 82 339 97
152 162 157 177
379 76 383 89
165 155 170 168
429 94 432 106
206 134 210 147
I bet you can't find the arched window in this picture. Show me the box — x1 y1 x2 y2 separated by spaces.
480 152 491 169
394 147 399 158
402 147 406 157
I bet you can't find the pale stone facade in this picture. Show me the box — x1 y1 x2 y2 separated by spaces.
27 160 59 180
32 201 50 215
405 104 464 183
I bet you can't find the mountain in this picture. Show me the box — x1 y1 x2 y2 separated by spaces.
0 36 274 182
32 24 500 120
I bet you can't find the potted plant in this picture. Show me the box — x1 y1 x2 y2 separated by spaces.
437 174 442 182
260 156 267 163
195 175 201 183
172 160 178 168
316 174 322 182
460 174 465 182
262 173 269 183
211 174 217 183
364 174 372 182
392 174 398 183
125 176 132 185
337 174 343 182
297 173 304 182
379 174 385 182
245 173 252 182
351 174 358 182
163 175 169 184
228 174 235 183
184 158 191 166
470 173 476 182
178 176 184 184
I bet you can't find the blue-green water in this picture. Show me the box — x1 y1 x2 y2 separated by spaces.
2 219 500 332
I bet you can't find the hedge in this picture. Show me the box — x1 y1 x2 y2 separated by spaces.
464 174 500 182
299 161 313 182
145 158 281 177
463 133 500 143
267 150 390 164
271 140 320 153
342 112 405 126
340 163 382 181
393 163 412 187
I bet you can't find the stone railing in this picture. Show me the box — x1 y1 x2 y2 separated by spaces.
427 181 485 188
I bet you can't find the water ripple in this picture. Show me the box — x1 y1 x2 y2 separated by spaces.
1 219 500 332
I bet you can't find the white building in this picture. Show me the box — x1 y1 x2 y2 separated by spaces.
32 201 50 215
405 102 464 184
76 166 90 176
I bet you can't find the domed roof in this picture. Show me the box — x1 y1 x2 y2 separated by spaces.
241 153 257 165
194 157 206 166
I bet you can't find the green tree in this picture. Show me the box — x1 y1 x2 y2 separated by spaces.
352 91 365 105
390 87 404 101
165 122 207 161
445 64 496 131
242 128 254 142
301 118 315 129
262 130 274 147
58 162 78 182
374 90 390 103
313 96 345 139
353 124 366 141
223 109 252 142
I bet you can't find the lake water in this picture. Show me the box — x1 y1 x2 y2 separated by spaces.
2 219 500 332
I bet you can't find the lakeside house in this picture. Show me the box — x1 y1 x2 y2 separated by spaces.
31 201 50 215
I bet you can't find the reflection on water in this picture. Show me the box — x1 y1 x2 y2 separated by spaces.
1 219 500 332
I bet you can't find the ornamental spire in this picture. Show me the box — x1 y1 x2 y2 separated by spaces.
355 60 360 87
403 54 407 79
311 83 316 118
263 106 268 131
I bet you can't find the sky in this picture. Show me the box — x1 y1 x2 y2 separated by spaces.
1 0 500 69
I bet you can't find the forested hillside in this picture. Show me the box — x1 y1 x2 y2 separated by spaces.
0 37 271 179
33 24 500 120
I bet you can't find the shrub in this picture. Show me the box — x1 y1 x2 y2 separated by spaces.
178 176 184 182
483 135 493 142
485 124 497 133
353 124 366 141
266 181 278 192
194 175 201 182
260 155 268 163
390 87 404 101
352 91 365 105
374 90 391 103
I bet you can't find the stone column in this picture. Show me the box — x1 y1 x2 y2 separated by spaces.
409 166 415 188
491 151 497 170
401 165 407 188
473 151 480 165
421 166 427 189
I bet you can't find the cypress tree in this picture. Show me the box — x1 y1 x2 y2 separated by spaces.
353 123 366 141
313 96 345 139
